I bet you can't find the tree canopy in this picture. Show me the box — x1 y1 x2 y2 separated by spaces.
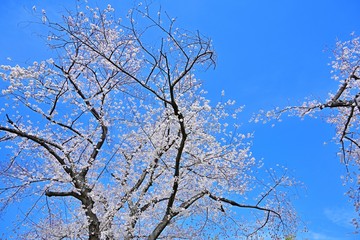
0 3 297 239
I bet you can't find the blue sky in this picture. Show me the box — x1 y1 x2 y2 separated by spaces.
1 0 360 239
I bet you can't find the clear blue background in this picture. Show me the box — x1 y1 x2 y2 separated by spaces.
1 1 360 239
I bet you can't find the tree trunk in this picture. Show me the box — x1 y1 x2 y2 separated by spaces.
81 192 101 240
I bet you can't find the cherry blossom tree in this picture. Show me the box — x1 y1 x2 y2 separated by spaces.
0 3 297 239
258 33 360 228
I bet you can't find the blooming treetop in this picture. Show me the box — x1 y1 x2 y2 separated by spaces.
0 3 297 239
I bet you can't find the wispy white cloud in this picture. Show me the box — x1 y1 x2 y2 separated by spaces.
323 207 355 229
299 207 358 240
305 231 344 240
